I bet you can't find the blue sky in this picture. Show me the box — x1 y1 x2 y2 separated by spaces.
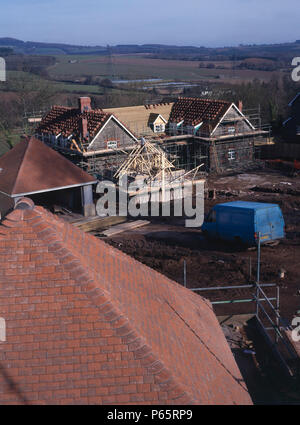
0 0 299 47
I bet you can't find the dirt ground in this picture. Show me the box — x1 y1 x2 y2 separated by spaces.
99 168 300 403
104 168 300 322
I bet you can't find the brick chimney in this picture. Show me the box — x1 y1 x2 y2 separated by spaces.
78 97 92 113
238 100 243 112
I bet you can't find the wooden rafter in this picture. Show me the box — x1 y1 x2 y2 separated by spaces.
114 140 175 182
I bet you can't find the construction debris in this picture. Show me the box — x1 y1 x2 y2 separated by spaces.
102 220 150 237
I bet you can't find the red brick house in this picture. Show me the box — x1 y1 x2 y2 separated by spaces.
0 199 252 405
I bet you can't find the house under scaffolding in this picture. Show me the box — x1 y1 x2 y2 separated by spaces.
82 103 271 177
35 96 271 177
160 105 271 174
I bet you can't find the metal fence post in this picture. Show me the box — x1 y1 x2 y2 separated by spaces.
256 232 261 318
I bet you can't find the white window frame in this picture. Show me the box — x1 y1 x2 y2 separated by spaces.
227 126 236 134
107 140 118 149
154 124 165 133
228 149 236 161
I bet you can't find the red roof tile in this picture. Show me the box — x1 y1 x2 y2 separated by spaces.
169 97 231 129
37 105 111 139
0 137 96 196
0 201 252 405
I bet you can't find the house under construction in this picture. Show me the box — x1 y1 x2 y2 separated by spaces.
113 139 205 205
162 97 271 174
36 97 139 179
36 96 270 178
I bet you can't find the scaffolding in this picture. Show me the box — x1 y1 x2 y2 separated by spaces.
37 104 271 178
187 235 300 379
162 106 271 174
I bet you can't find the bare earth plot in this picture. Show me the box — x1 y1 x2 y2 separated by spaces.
100 169 300 404
104 170 300 323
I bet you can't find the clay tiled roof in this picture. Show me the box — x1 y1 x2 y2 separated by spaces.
37 106 111 139
0 137 96 197
169 97 231 130
0 200 252 405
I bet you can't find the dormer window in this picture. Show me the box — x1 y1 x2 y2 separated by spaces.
154 124 165 133
149 114 167 133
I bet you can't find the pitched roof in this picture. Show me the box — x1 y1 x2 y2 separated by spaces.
37 105 111 139
0 137 96 197
148 113 167 125
0 200 252 405
169 97 231 129
37 106 110 137
37 105 139 145
103 103 173 137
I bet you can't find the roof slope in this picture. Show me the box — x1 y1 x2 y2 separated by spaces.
216 201 279 210
0 137 96 196
103 103 173 137
0 200 252 405
169 97 231 129
37 105 111 139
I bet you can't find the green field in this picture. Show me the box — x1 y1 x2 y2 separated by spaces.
47 54 282 83
1 70 125 96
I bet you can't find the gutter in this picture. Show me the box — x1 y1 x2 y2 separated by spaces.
0 180 98 198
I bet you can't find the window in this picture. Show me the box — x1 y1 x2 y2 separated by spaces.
154 124 165 133
228 149 236 161
228 127 236 134
206 210 216 223
107 140 118 149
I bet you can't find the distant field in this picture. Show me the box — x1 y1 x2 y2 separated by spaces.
0 70 117 95
48 54 283 83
